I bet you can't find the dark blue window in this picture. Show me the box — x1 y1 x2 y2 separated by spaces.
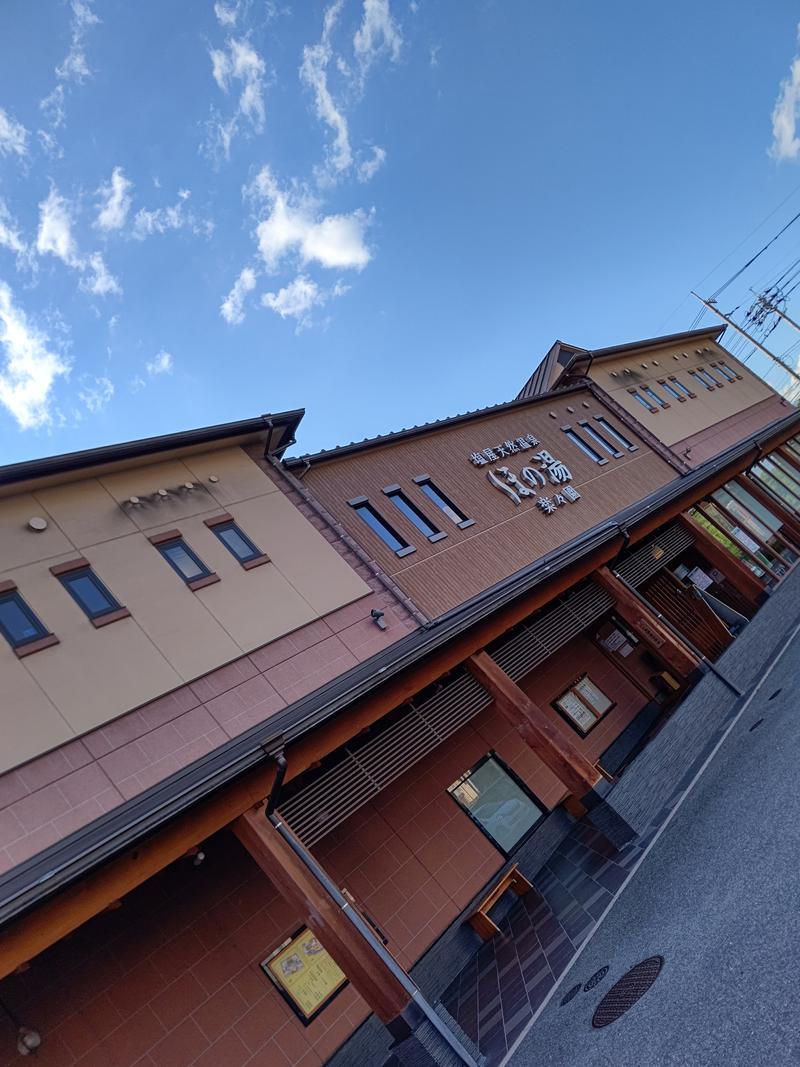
413 476 473 528
59 568 121 619
0 590 49 649
383 486 444 542
158 538 212 583
212 521 262 563
348 497 414 556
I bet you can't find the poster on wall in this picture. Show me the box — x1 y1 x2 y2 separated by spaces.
261 928 347 1024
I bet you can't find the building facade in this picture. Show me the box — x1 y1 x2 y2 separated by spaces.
0 328 799 1067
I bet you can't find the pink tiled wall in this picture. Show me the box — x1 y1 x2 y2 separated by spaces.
675 394 791 467
0 634 648 1067
0 465 419 876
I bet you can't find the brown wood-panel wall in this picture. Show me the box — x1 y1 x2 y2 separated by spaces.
302 389 678 617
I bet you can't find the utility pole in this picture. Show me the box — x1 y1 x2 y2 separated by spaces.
751 290 800 337
691 292 800 386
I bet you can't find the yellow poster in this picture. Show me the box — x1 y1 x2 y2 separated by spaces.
264 930 347 1020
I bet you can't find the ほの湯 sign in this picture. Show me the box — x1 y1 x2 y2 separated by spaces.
469 435 583 515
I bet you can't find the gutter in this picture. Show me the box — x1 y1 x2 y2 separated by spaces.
0 409 798 925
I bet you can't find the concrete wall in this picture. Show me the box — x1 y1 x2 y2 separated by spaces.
0 447 371 774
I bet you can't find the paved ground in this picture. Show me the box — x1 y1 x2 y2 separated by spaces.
507 615 800 1067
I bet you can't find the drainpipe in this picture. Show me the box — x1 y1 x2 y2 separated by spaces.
609 569 743 697
266 757 478 1067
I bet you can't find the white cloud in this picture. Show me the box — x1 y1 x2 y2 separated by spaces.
0 200 32 269
771 30 800 161
132 189 212 240
214 0 246 26
96 167 133 231
0 107 29 158
37 187 121 296
300 1 353 178
221 266 257 324
0 281 70 429
357 145 386 182
205 37 266 160
78 374 113 412
353 0 402 76
249 166 371 271
40 0 100 130
262 274 349 328
146 350 173 376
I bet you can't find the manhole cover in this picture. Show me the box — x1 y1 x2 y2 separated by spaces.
768 689 782 701
749 719 764 732
560 983 582 1006
591 956 664 1028
583 966 609 992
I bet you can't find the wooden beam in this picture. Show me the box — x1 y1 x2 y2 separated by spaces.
234 809 410 1024
734 474 800 544
678 512 766 608
592 566 702 677
777 444 800 481
466 651 601 797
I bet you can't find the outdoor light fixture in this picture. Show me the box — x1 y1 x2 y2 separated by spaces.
208 475 219 483
157 489 169 498
184 482 195 491
27 517 48 532
128 496 141 507
16 1027 41 1056
370 609 387 631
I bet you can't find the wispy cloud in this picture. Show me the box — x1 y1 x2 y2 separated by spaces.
353 0 402 79
771 28 800 161
0 106 29 158
0 281 70 429
300 1 353 178
78 374 113 412
221 266 257 324
205 37 267 160
146 350 173 376
39 0 100 132
357 145 386 182
248 166 371 271
36 186 121 296
214 0 248 26
0 200 33 270
262 274 348 328
132 189 212 240
95 166 133 231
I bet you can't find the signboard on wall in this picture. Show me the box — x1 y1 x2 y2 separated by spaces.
261 928 347 1024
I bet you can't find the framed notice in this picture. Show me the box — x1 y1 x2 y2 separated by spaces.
553 674 616 736
261 928 347 1024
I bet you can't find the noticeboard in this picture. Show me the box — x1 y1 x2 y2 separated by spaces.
261 928 347 1024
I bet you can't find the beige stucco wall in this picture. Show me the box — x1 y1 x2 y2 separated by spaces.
587 338 780 448
0 447 369 771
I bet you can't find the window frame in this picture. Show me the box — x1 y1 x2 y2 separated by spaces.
553 673 616 737
689 369 715 391
668 375 696 399
382 484 446 542
562 426 608 465
151 530 220 590
641 385 670 409
205 515 270 569
412 475 474 529
628 388 658 413
446 751 547 858
593 415 638 452
347 497 416 557
657 378 685 402
697 366 723 387
0 582 57 656
576 420 622 457
716 361 742 382
52 559 128 626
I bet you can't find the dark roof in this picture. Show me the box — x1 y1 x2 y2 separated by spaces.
0 410 305 491
284 382 589 469
2 404 798 927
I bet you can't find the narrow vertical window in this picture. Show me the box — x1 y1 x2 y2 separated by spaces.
690 370 714 391
383 486 445 542
205 516 269 568
413 476 474 529
151 532 220 590
593 415 638 452
718 361 741 381
659 379 683 401
629 389 657 412
668 376 695 398
697 367 723 387
348 497 415 556
641 385 669 409
0 585 56 656
562 427 607 464
53 561 129 626
577 421 622 457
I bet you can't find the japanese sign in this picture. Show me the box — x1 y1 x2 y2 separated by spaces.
261 928 347 1024
469 435 582 515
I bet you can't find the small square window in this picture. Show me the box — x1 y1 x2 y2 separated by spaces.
553 674 615 736
447 753 545 856
155 536 218 589
210 520 267 566
0 588 52 652
58 566 124 622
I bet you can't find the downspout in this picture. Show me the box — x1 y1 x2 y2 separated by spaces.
265 757 479 1067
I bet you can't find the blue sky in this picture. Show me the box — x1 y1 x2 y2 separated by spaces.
2 1 800 465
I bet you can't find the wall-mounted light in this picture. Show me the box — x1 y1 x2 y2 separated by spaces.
156 489 169 498
208 475 219 483
184 482 195 491
370 609 387 631
27 517 48 532
128 496 142 507
16 1028 41 1056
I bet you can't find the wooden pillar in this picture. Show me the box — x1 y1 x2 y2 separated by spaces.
592 566 702 677
466 650 602 797
234 808 410 1024
678 512 766 608
735 474 800 544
